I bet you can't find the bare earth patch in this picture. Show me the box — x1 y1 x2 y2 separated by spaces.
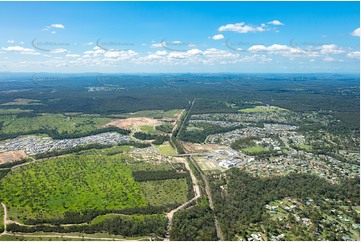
0 150 27 165
182 142 229 153
105 117 163 130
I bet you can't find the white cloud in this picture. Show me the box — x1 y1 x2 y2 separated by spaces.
151 43 163 48
187 49 203 55
211 34 224 40
347 51 360 59
2 46 40 55
7 40 15 43
51 31 56 34
51 24 65 29
66 54 80 58
50 48 68 54
320 44 344 54
172 40 182 44
268 20 284 26
248 45 268 52
83 42 93 46
103 50 138 60
219 22 265 33
155 50 168 56
351 28 360 37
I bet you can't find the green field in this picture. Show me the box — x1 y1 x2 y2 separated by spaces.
297 144 313 151
242 146 269 155
139 179 188 207
239 105 287 113
0 155 146 223
139 125 160 134
116 109 182 119
0 113 111 137
157 143 177 155
0 108 32 115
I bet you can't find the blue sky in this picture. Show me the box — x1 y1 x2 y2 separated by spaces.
0 1 359 73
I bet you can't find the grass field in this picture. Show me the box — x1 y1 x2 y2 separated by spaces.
297 144 313 151
138 179 188 207
242 146 268 155
0 155 146 222
239 106 287 113
157 143 177 155
0 113 111 136
140 125 160 134
116 109 182 119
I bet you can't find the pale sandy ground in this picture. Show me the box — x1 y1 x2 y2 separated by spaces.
0 150 27 165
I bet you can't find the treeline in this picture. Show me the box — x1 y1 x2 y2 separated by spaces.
133 132 169 145
0 168 10 180
34 142 150 159
0 158 32 169
8 214 166 238
179 122 242 143
230 136 261 150
169 137 185 154
210 169 360 240
0 126 130 141
155 123 173 133
25 205 171 225
132 170 189 182
170 199 218 241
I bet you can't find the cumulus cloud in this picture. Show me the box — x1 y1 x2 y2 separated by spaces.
66 54 80 58
84 42 93 46
268 20 284 26
218 22 266 33
7 40 15 43
151 43 163 48
2 46 40 55
211 34 224 40
347 51 360 59
320 44 344 54
51 24 65 29
351 28 360 37
50 48 68 54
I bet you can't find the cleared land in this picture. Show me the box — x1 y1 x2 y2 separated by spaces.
157 143 177 155
0 150 27 165
0 155 146 223
105 118 162 131
138 179 188 207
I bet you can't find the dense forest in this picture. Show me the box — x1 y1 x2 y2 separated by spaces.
210 169 360 240
170 199 218 241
